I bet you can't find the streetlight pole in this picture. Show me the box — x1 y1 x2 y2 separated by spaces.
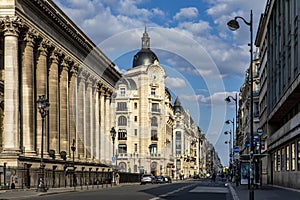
224 131 232 175
227 9 254 200
71 139 76 190
110 127 116 185
225 93 238 145
36 95 50 192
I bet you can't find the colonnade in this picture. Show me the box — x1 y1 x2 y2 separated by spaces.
0 16 115 166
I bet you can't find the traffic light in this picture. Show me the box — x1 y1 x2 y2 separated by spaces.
261 140 265 150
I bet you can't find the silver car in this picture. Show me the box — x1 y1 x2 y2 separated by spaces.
141 174 155 185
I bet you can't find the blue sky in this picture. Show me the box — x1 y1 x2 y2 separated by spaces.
53 0 268 166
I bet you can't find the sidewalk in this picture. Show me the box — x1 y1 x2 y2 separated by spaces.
229 183 300 200
0 184 123 199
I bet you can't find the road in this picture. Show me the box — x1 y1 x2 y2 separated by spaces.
27 179 232 200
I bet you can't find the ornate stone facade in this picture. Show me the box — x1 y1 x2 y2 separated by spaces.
0 0 121 188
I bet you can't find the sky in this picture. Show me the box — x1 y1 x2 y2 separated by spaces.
52 0 268 166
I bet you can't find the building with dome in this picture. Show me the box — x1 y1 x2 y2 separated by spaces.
112 29 205 178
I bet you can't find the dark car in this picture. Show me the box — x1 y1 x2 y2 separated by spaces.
141 174 155 185
156 175 165 184
164 176 172 183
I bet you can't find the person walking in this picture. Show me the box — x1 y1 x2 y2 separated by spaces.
115 173 120 185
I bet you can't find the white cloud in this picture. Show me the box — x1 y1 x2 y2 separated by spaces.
173 7 199 21
165 77 187 89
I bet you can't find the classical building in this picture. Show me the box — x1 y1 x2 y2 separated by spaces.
0 0 121 188
113 29 174 176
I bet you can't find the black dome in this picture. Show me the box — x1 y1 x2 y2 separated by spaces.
132 48 159 68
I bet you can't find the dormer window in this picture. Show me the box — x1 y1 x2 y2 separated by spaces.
120 88 126 96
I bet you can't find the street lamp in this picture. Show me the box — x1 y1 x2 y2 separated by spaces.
224 131 232 171
36 95 50 192
224 93 238 145
227 9 254 200
110 127 116 185
71 139 76 190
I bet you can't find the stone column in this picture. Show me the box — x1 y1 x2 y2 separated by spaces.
21 29 36 154
59 58 69 153
95 84 100 160
105 92 111 162
36 39 48 153
69 65 78 158
2 16 21 153
48 49 60 155
77 71 86 159
99 89 105 162
85 79 92 159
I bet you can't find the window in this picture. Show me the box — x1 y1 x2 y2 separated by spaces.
118 129 127 140
297 140 300 171
134 116 137 122
176 131 182 155
118 116 127 126
151 88 156 96
151 130 158 140
281 148 285 171
286 145 290 171
149 144 157 154
151 117 158 126
151 103 159 112
134 102 137 109
274 152 277 172
277 150 281 171
134 143 138 152
291 143 295 171
120 88 125 96
118 144 127 153
117 102 127 111
134 129 137 136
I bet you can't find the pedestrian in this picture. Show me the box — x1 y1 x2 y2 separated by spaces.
115 173 120 185
212 172 216 182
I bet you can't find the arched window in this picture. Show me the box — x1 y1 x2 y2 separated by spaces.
151 116 158 126
118 116 127 126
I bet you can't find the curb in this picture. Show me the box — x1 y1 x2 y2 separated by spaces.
268 184 300 193
228 182 239 200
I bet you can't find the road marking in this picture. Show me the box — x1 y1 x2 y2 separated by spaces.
149 183 197 200
189 186 229 193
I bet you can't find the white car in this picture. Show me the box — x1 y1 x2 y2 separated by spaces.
141 174 155 185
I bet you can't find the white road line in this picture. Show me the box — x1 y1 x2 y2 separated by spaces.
189 186 229 193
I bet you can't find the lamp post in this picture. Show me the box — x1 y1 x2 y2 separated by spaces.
224 131 232 175
225 93 238 145
36 95 50 192
110 127 116 185
71 139 76 190
227 9 254 200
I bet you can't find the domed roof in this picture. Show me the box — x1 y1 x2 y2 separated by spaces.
132 28 159 68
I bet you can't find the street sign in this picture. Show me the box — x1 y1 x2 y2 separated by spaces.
257 128 263 136
234 146 240 153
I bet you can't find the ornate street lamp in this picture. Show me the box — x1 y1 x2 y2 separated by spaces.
110 127 116 185
71 139 76 190
36 95 50 192
224 93 238 145
227 10 254 200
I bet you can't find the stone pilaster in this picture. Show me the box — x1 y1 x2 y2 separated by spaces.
2 16 21 154
21 29 36 154
48 49 60 155
59 58 69 153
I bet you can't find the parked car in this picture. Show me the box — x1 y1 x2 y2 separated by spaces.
141 174 155 185
164 176 172 183
156 175 165 184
